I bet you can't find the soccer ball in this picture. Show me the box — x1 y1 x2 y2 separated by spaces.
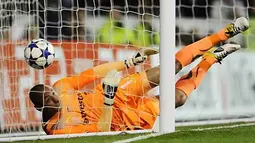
24 39 55 69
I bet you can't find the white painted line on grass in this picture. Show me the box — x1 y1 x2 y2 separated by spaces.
176 118 255 126
113 123 255 143
190 122 255 131
112 133 166 143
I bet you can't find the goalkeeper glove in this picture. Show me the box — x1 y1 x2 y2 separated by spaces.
124 47 159 68
124 52 147 68
102 69 121 106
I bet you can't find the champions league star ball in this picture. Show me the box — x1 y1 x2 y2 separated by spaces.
24 39 55 69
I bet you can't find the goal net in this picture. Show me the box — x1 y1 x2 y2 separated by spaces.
0 0 255 141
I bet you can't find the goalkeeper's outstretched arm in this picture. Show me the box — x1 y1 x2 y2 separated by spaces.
53 50 157 90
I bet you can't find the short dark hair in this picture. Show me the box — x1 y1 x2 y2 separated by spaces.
29 84 45 108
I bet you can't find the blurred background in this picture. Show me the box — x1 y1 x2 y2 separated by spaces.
2 0 255 49
1 0 255 136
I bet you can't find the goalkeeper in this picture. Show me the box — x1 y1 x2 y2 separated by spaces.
29 17 249 134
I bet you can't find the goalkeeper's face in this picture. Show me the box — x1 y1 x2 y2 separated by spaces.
42 85 61 109
29 84 61 111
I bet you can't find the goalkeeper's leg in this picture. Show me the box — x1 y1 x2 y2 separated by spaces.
175 17 249 74
175 43 240 107
143 43 240 108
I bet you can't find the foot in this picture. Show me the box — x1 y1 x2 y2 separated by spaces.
225 17 249 37
203 43 241 63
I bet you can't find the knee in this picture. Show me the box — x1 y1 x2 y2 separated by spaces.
175 89 188 108
151 66 160 78
175 60 182 74
145 66 160 88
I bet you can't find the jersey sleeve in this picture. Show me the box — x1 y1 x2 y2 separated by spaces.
53 61 127 91
53 68 97 90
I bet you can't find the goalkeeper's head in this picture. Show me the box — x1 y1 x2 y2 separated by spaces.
29 84 61 112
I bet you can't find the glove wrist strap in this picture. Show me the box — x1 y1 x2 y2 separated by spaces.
124 59 136 69
102 83 118 106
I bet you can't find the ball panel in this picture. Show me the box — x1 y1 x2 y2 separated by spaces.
36 41 48 50
28 42 38 49
28 60 43 69
43 49 51 58
35 57 47 67
47 43 55 54
31 48 42 58
47 55 55 65
30 63 44 69
24 48 31 59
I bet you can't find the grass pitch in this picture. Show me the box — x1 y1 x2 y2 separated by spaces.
13 123 255 143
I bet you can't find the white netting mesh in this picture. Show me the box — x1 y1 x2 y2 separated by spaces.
0 0 160 138
0 0 255 141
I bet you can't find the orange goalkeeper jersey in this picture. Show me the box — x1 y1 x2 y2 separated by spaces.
43 69 159 135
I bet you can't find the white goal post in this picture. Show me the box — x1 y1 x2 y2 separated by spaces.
159 0 175 133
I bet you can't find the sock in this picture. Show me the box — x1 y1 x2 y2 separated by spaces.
175 29 228 68
175 56 217 96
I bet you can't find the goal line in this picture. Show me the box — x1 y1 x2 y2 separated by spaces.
113 122 255 143
1 117 255 142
